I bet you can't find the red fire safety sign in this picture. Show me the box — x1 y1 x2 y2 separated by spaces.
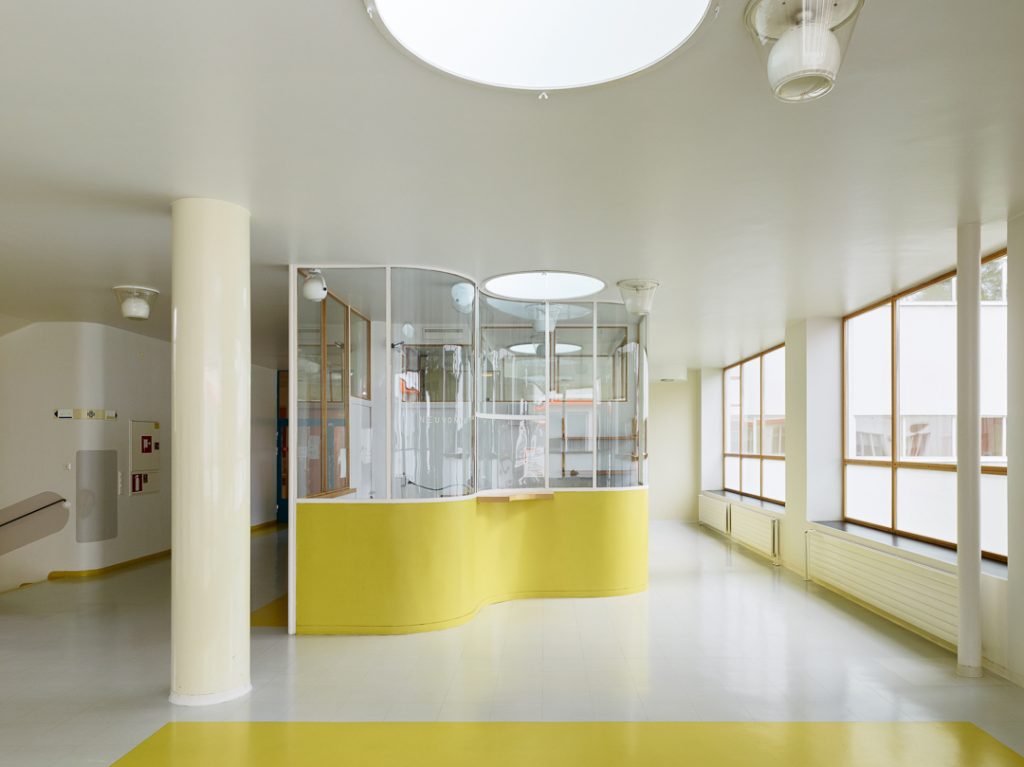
141 435 153 453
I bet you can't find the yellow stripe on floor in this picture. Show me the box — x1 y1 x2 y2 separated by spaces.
250 595 287 627
113 722 1022 766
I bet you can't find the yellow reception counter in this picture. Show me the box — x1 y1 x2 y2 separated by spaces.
295 488 648 635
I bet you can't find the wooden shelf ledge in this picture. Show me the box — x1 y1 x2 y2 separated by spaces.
478 492 555 504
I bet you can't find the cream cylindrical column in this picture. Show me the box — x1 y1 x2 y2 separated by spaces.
1007 214 1024 681
170 198 252 705
956 221 983 678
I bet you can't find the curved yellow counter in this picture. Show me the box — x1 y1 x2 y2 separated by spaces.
296 488 648 634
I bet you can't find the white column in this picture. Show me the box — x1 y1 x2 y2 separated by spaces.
170 198 252 705
956 221 983 677
1007 214 1024 682
782 318 842 576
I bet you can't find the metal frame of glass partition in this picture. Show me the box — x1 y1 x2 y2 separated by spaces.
289 264 649 503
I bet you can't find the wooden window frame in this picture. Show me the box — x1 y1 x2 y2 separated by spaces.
722 343 786 506
296 268 376 500
842 249 1008 563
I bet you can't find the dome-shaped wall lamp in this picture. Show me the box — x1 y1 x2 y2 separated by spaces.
112 285 159 320
617 279 660 316
302 269 328 302
744 0 863 103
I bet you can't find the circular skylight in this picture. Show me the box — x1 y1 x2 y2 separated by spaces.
367 0 715 91
483 271 605 301
509 342 583 356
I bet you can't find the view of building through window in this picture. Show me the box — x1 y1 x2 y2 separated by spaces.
843 253 1008 560
723 345 785 505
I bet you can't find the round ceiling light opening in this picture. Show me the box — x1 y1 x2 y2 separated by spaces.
509 342 583 356
483 271 605 302
365 0 715 91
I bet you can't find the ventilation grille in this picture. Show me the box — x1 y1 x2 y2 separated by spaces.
806 530 958 646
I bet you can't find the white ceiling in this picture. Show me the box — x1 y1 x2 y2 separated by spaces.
0 0 1021 370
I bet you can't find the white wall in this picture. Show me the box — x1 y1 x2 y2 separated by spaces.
647 376 700 522
0 321 278 591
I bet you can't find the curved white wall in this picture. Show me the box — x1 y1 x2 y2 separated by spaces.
0 321 277 592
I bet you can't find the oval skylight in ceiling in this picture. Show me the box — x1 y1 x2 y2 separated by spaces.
483 271 605 301
367 0 715 90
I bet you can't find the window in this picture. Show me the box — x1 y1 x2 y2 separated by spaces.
843 251 1008 561
723 345 785 504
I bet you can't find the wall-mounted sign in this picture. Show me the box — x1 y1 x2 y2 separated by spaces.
53 408 117 420
130 420 161 495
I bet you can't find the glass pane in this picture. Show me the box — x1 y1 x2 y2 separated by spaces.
741 359 760 454
724 366 741 454
981 258 1006 302
898 278 955 462
724 456 740 492
845 464 891 527
549 304 595 488
350 311 371 400
597 303 642 487
896 468 956 544
981 473 1008 558
741 457 760 497
479 295 548 490
762 348 785 456
596 326 629 402
296 295 323 498
324 297 348 493
763 460 785 503
981 258 1007 466
902 279 954 303
392 268 475 498
846 306 892 458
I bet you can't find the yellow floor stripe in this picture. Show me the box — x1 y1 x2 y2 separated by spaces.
113 722 1022 766
250 595 287 627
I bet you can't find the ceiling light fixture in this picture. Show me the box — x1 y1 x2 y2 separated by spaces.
483 271 605 302
364 0 715 91
450 282 476 314
509 342 583 356
617 279 660 316
744 0 863 102
112 285 159 320
302 269 328 302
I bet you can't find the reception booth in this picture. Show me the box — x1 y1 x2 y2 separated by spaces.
287 266 649 634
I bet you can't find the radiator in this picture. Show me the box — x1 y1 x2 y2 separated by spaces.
698 494 729 535
806 530 958 646
730 504 780 564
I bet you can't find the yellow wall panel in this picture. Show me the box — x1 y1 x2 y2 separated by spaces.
296 489 648 634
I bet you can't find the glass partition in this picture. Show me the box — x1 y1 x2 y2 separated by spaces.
596 303 645 488
478 297 548 490
293 267 650 500
391 268 475 498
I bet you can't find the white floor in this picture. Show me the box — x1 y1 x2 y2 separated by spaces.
2 521 1023 765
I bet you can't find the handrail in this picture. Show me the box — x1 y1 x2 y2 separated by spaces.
0 492 67 529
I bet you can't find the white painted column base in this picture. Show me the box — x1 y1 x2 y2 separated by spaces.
956 664 983 679
169 683 253 707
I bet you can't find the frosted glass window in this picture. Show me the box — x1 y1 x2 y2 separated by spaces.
741 457 760 497
762 348 785 456
724 366 741 454
846 306 892 458
762 460 785 503
724 456 740 492
896 469 956 544
741 359 761 454
982 474 1008 558
898 279 956 462
845 464 891 528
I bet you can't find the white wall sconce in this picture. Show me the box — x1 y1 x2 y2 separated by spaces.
744 0 863 103
302 269 328 302
112 285 159 320
617 279 660 316
450 282 475 314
